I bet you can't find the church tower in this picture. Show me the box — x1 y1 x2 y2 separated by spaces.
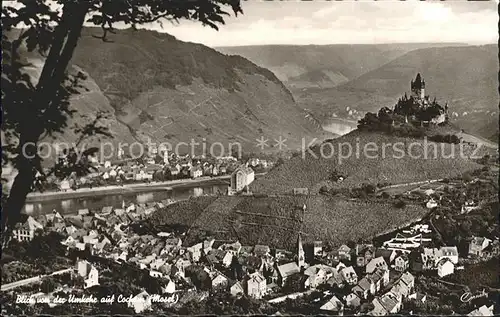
411 73 425 99
297 232 305 269
163 150 169 165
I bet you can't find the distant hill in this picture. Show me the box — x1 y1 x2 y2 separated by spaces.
9 28 331 162
216 43 467 88
296 44 498 141
250 129 484 195
70 28 331 156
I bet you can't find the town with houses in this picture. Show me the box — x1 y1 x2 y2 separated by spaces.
3 71 498 315
2 159 498 316
3 0 499 314
35 142 273 193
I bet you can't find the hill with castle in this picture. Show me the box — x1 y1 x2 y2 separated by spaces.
250 73 494 195
356 73 452 137
281 45 497 142
142 73 493 249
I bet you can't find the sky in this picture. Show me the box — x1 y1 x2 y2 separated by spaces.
138 0 498 47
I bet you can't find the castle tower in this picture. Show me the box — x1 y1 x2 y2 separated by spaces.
297 233 305 269
411 73 425 99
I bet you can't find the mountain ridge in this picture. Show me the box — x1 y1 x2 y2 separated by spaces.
5 27 331 163
216 43 470 88
66 28 328 156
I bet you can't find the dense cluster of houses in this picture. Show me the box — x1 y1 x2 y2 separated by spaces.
11 168 498 317
11 200 496 316
49 145 271 191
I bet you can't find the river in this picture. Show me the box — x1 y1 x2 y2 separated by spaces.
22 183 229 216
322 117 357 135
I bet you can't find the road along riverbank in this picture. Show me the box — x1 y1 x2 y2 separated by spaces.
26 173 267 203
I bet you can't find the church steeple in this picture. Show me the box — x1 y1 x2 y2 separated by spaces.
297 232 305 269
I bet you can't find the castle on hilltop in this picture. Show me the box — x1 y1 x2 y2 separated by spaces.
394 73 449 125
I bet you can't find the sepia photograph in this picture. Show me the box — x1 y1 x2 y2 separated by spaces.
1 0 498 315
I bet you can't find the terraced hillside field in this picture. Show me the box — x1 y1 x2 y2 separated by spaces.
148 195 428 249
250 130 483 195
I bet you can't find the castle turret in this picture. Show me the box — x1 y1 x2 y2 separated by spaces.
411 73 425 99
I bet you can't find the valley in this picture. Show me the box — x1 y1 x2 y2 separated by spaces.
2 1 499 315
221 44 498 143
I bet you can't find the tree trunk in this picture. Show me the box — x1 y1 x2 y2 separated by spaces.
1 134 39 246
2 2 89 246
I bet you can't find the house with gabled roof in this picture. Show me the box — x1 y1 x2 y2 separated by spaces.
313 241 323 257
239 255 264 274
149 270 163 278
128 291 152 314
229 165 255 195
372 291 401 315
352 276 375 299
78 208 90 216
345 293 361 308
187 242 203 262
76 260 99 289
211 273 229 291
304 264 336 289
399 271 415 289
375 248 397 264
230 280 244 296
356 244 375 267
239 245 254 256
468 304 494 316
203 238 215 253
221 240 242 256
161 277 176 294
150 258 166 271
205 249 232 267
340 266 358 285
254 245 270 257
366 257 388 274
327 272 345 288
71 228 88 240
437 258 454 277
320 295 344 313
469 237 492 257
394 254 409 272
82 235 99 245
338 244 352 261
12 216 44 242
65 225 78 236
369 269 388 292
277 262 300 286
247 272 267 299
439 246 459 264
390 280 411 300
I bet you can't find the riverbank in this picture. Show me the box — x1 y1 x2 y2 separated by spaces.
26 173 267 202
26 177 230 202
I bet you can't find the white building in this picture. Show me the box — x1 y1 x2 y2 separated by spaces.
320 295 344 313
229 165 255 195
162 278 176 294
468 305 494 316
12 216 44 242
247 272 267 299
437 259 454 277
469 237 492 256
128 291 152 313
76 260 99 289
